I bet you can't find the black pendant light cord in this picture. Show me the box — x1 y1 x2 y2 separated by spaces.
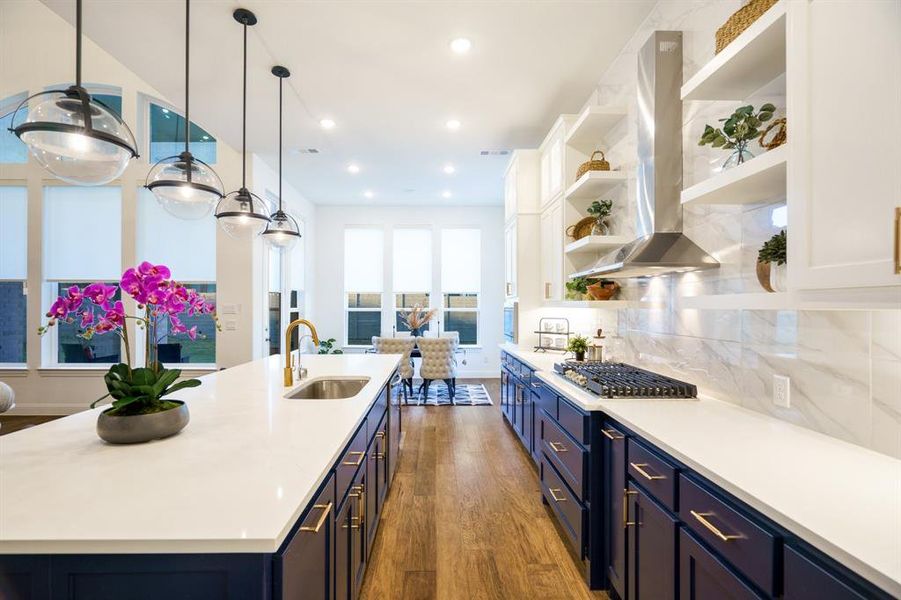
75 0 82 87
278 75 283 212
183 0 191 156
241 17 248 187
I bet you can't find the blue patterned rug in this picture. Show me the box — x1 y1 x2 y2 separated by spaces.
394 383 493 406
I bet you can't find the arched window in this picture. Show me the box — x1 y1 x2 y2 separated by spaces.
148 102 217 165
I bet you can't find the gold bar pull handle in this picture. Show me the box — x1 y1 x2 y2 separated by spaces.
623 489 638 528
630 462 665 481
690 510 742 542
548 441 568 453
602 428 624 441
299 502 332 533
545 282 551 299
894 207 900 274
548 488 567 502
342 451 365 467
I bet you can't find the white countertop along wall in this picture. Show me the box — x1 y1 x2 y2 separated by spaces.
0 353 400 554
501 344 901 597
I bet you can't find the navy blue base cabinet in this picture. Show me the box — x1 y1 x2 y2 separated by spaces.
0 374 402 600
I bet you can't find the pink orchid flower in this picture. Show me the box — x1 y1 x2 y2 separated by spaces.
169 315 187 335
84 282 118 310
94 317 115 334
138 262 171 280
80 310 94 328
187 326 198 341
48 297 69 320
64 285 84 312
104 301 125 327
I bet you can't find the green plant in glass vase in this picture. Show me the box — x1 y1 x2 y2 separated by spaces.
587 199 613 235
699 103 776 169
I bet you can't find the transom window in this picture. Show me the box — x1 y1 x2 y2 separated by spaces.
149 102 217 164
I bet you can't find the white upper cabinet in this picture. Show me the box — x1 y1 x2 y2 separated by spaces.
540 199 564 302
504 150 540 222
539 117 573 209
788 0 901 290
504 222 517 298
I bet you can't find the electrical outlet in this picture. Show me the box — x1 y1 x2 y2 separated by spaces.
773 374 791 408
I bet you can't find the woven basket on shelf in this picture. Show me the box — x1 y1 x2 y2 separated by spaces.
715 0 779 54
575 150 610 180
566 217 595 241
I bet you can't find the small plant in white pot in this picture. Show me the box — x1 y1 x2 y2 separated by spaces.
757 230 786 293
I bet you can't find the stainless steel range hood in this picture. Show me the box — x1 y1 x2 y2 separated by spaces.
573 31 718 279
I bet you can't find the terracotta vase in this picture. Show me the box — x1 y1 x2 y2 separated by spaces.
586 281 620 301
756 261 786 293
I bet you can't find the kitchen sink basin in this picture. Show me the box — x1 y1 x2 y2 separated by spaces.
285 377 370 400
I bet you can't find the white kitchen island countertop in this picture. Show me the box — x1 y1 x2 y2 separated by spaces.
501 343 901 597
0 353 401 555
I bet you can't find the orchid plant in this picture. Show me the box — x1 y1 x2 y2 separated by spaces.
39 262 220 416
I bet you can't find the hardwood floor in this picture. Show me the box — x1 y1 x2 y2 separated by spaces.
361 378 607 600
0 415 58 435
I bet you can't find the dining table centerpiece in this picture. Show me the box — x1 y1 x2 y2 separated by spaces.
400 304 436 337
38 262 219 444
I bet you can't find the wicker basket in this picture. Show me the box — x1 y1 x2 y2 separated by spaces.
715 0 779 54
575 150 610 180
566 216 596 241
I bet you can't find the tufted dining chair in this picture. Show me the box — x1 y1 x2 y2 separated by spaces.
416 337 458 403
0 381 15 431
372 337 417 402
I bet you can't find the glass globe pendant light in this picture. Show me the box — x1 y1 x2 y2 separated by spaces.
261 66 302 251
145 0 224 220
215 9 270 239
8 0 139 185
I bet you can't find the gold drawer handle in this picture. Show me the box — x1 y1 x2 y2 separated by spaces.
299 502 332 533
548 441 568 453
630 462 665 481
690 510 742 542
602 428 624 441
545 282 551 298
623 489 638 528
895 207 900 275
548 487 567 502
342 451 365 467
375 431 385 439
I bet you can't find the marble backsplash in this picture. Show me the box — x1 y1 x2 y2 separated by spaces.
578 0 901 458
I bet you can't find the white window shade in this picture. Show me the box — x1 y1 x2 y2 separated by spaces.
136 188 215 282
441 229 481 292
44 186 122 281
345 228 383 292
393 228 431 292
0 186 27 279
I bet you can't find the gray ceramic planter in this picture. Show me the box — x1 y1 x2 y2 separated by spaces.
97 401 190 444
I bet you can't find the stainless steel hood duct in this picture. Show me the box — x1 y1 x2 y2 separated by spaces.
574 31 718 279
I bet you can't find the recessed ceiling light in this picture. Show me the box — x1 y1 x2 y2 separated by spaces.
320 118 336 130
363 190 374 199
347 163 360 174
450 38 471 54
441 190 452 199
443 163 456 174
446 119 461 131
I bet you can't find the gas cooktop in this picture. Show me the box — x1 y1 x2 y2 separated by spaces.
553 361 697 399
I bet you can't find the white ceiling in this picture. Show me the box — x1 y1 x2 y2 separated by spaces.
41 0 654 206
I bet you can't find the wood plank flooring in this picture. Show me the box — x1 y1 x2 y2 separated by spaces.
361 378 607 600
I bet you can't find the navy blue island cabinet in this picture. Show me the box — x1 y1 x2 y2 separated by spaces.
498 350 895 600
0 373 401 600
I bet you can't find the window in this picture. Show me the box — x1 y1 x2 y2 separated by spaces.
0 100 27 164
0 186 28 364
392 228 432 333
441 229 481 345
43 186 122 365
149 102 216 164
345 228 383 346
137 188 217 365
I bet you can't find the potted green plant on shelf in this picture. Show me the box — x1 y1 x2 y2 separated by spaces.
565 277 591 301
38 262 219 444
698 103 776 169
567 335 590 362
587 199 614 235
757 230 787 293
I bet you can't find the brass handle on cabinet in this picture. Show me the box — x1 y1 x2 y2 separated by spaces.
690 510 742 542
342 451 366 467
548 488 567 502
548 441 568 453
894 207 900 274
602 428 624 441
630 462 665 481
623 489 638 528
299 502 332 533
344 484 365 530
506 282 512 295
545 282 551 299
375 431 385 439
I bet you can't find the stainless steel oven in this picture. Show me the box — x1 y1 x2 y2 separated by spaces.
503 301 518 344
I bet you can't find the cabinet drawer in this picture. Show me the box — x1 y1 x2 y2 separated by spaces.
557 397 589 446
679 476 776 595
783 546 865 600
680 528 763 600
535 383 557 418
628 439 677 511
542 416 587 501
541 456 586 558
367 384 388 439
336 423 368 506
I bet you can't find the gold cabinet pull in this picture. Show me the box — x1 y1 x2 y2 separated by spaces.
299 502 332 533
895 207 900 274
548 441 567 453
548 487 566 502
630 462 665 481
602 428 624 441
375 431 385 439
344 484 365 529
690 510 742 542
623 489 638 527
506 282 513 295
342 451 365 467
545 282 551 299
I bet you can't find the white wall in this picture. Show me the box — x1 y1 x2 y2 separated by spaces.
314 205 504 377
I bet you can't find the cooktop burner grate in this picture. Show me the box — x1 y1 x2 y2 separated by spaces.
553 361 697 398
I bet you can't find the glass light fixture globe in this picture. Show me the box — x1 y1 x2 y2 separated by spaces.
11 88 138 185
215 188 271 239
261 210 301 250
146 152 224 220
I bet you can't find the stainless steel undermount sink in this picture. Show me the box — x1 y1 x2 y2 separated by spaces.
285 377 370 400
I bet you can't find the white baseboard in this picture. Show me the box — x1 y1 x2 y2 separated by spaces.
454 370 500 379
5 403 87 416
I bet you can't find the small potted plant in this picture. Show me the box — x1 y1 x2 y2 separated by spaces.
568 335 589 362
400 304 436 337
565 277 590 301
38 262 219 444
317 338 344 354
699 103 776 169
587 199 614 235
757 230 787 292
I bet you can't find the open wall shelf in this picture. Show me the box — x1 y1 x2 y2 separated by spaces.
564 235 632 255
545 300 663 309
675 288 901 311
565 106 628 153
681 145 787 206
565 171 631 200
